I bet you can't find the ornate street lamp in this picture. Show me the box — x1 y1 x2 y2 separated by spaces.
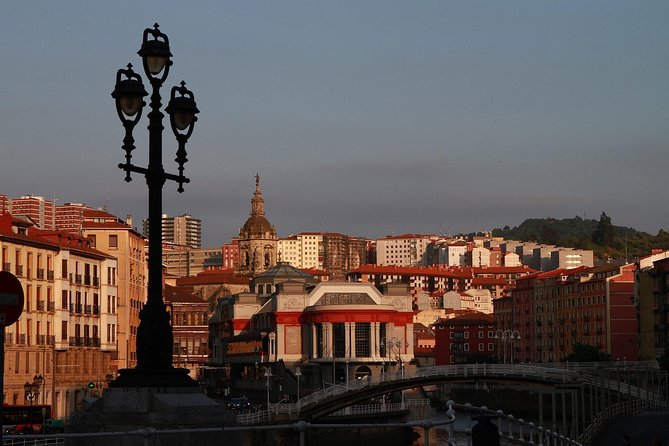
111 24 199 387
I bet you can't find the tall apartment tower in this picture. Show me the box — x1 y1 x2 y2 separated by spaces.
143 213 202 249
9 195 56 230
55 202 92 233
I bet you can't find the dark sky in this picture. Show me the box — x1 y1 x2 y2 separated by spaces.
1 1 668 246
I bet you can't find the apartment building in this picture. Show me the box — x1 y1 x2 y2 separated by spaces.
162 244 223 278
495 264 637 363
635 250 669 361
82 209 145 370
55 202 92 233
375 234 434 266
0 213 117 419
9 195 56 230
433 312 495 365
143 213 202 249
277 232 323 269
165 284 209 377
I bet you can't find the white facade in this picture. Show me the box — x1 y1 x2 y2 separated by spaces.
504 251 521 267
470 247 491 267
376 234 434 266
446 242 468 267
277 233 323 269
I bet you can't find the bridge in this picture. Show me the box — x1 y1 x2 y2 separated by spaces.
268 362 666 419
236 361 668 443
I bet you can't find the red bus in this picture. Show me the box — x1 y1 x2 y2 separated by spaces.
2 404 51 435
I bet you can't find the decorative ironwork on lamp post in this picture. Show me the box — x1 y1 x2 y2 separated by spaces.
111 24 199 387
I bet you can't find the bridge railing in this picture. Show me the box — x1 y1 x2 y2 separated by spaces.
289 363 593 415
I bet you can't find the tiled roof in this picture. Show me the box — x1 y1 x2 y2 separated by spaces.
434 311 493 326
164 284 207 304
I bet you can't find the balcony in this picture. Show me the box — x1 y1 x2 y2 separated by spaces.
47 301 55 311
26 269 32 279
93 305 100 315
17 334 26 345
4 333 13 344
93 277 100 287
69 336 83 347
75 304 83 314
37 334 46 345
84 305 92 315
15 265 23 277
47 270 54 280
37 300 45 311
75 274 82 284
2 262 10 272
84 275 91 286
37 269 45 280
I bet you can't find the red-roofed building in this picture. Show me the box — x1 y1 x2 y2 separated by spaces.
81 209 146 371
55 202 93 233
165 284 210 377
495 264 638 363
433 312 495 365
348 264 535 309
0 213 118 419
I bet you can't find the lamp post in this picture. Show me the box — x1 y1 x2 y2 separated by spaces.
495 330 521 364
294 367 302 405
33 374 44 405
111 24 199 387
264 368 273 410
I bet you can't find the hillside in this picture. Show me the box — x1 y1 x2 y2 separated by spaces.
491 214 669 260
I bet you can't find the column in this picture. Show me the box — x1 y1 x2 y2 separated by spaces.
349 322 356 359
310 324 316 359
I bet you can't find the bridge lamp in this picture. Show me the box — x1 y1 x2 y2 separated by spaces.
295 367 302 404
265 368 273 410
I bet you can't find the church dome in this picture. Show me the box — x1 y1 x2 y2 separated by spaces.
240 215 275 238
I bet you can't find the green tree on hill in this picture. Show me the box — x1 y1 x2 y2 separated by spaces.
591 212 615 246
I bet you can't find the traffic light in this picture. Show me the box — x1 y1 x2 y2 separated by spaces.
88 382 95 389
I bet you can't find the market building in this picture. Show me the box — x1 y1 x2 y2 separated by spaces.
207 262 415 402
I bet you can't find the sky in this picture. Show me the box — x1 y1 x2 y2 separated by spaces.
1 1 668 247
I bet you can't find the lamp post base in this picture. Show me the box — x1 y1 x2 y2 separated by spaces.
109 367 198 388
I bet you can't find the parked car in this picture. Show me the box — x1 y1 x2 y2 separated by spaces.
227 397 252 411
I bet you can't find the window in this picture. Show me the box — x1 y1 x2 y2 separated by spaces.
333 323 346 358
89 235 96 248
61 321 68 340
355 323 371 357
109 235 118 249
479 343 484 351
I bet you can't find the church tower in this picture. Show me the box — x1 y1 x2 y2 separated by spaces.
237 174 278 276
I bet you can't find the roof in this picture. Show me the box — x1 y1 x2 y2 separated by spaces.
253 262 319 285
434 311 493 326
164 284 208 304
